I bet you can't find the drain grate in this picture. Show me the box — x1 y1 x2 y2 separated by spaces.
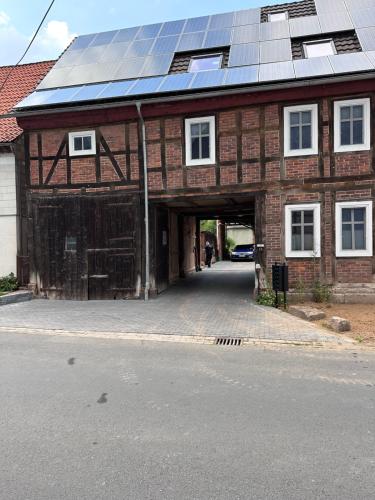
215 337 243 347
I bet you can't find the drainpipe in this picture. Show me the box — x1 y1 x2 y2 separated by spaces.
136 101 150 301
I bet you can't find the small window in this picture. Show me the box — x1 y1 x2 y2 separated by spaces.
285 204 321 258
189 54 222 72
185 116 216 166
303 40 335 58
284 104 318 157
268 12 288 22
65 236 77 252
69 130 96 156
334 98 371 152
336 201 373 257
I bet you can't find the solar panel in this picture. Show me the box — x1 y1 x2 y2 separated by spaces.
209 12 234 30
350 8 375 28
345 0 375 10
69 83 110 102
293 56 333 79
190 69 226 89
234 8 260 26
97 80 136 99
43 86 82 104
225 65 259 85
69 34 96 51
113 27 140 43
89 30 118 47
127 39 154 57
15 89 58 108
231 24 260 44
150 35 179 55
260 39 292 64
101 42 130 63
315 0 346 12
329 53 374 73
318 10 353 33
184 16 209 33
289 16 322 38
259 20 290 41
159 73 194 92
159 19 186 36
67 62 120 86
365 50 375 66
259 61 295 82
228 43 259 67
37 68 72 90
140 54 174 77
75 46 107 65
136 23 162 40
357 27 375 50
54 49 85 68
115 58 146 80
126 76 164 95
176 32 205 52
204 29 232 49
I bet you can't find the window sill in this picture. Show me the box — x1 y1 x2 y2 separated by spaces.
334 145 370 154
285 252 321 258
185 159 216 167
336 251 373 258
284 150 318 158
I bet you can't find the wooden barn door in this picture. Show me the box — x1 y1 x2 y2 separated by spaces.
156 208 169 293
85 196 140 300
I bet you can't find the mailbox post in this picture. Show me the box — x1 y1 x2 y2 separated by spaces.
272 262 289 309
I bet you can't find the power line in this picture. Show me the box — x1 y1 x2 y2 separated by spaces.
0 0 56 96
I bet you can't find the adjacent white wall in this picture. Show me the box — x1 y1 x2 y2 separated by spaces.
0 154 17 276
226 225 255 245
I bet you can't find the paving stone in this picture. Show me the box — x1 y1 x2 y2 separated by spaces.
328 316 351 333
289 306 326 322
0 262 343 344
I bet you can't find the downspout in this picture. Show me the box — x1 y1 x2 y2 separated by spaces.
136 101 150 301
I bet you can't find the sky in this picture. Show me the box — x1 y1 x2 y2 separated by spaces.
0 0 289 66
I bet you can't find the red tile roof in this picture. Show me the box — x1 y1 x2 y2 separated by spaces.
0 60 54 143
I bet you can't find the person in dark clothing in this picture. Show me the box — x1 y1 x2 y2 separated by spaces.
205 241 213 268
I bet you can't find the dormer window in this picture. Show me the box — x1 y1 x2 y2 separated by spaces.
268 12 288 22
189 54 222 72
303 39 336 58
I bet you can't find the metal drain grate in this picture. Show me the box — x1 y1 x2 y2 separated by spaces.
215 337 243 347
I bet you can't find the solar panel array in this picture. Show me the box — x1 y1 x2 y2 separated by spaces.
16 0 375 109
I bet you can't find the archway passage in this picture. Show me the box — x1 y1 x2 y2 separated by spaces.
152 193 259 301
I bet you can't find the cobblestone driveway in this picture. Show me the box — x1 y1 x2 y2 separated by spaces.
0 262 345 344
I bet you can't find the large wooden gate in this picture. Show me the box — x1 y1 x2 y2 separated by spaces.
30 193 141 300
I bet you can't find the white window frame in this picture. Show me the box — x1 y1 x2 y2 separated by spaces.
185 116 216 166
68 130 96 156
268 12 288 22
285 203 321 258
188 54 223 73
334 98 371 153
335 200 373 257
303 39 336 59
284 104 318 157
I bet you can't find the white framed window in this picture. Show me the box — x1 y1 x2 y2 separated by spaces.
285 204 321 258
268 12 288 22
189 54 222 73
68 130 96 156
185 116 216 166
284 104 318 157
335 201 373 257
303 39 336 58
334 98 371 153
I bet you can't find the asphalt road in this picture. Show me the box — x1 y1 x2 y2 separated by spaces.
0 333 374 500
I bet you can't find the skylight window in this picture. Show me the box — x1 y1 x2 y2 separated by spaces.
303 40 336 58
189 54 222 72
268 12 288 22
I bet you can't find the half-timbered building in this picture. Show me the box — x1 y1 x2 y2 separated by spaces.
12 0 375 300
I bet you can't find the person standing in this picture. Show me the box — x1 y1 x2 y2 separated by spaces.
205 241 213 268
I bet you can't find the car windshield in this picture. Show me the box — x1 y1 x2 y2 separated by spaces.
233 245 253 252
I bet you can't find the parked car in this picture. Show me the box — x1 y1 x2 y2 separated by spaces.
230 244 255 262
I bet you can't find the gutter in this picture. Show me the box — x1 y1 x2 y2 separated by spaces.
5 71 375 119
136 102 150 302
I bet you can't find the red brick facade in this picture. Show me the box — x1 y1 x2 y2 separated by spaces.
21 80 375 293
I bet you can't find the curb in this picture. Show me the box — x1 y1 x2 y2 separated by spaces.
0 291 33 306
0 326 355 349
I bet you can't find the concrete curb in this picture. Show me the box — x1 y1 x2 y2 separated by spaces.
0 325 355 348
0 291 33 306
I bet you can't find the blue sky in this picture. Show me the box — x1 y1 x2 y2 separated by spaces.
0 0 289 65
